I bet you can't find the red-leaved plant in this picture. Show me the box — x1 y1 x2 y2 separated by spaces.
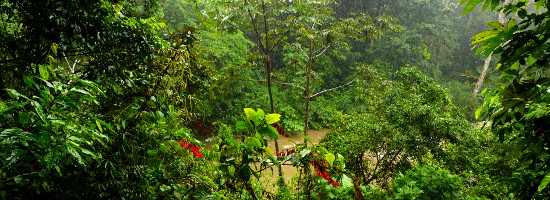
177 139 204 158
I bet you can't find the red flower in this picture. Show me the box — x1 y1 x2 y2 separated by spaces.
177 139 204 158
310 158 339 187
270 123 289 137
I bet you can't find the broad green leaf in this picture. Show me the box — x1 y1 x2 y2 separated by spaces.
507 18 516 29
265 113 281 124
341 174 353 188
46 64 57 79
147 150 159 156
80 149 97 160
244 108 256 118
23 76 38 87
236 121 248 129
72 78 105 97
262 147 274 155
462 0 485 14
475 107 483 120
5 89 24 100
30 101 47 122
256 108 265 119
39 65 49 80
324 153 335 166
538 173 550 192
159 145 170 151
246 137 262 148
66 146 85 166
226 138 239 146
471 30 498 45
487 21 503 30
261 126 279 140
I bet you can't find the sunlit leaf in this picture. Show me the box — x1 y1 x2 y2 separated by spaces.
300 149 311 158
462 0 485 14
95 120 103 132
39 65 50 80
265 113 281 124
147 150 158 156
324 153 335 166
538 173 550 192
244 108 256 118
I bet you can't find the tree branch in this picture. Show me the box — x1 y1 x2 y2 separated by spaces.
313 44 331 59
310 79 355 98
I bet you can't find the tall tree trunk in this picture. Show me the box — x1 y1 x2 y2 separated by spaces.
472 53 492 97
264 54 285 186
304 40 314 147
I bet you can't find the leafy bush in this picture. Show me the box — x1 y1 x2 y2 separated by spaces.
391 165 479 200
322 67 471 187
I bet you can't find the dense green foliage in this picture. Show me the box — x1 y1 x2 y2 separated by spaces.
464 0 550 198
1 0 548 199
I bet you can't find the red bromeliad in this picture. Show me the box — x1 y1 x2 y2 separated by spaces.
177 139 204 158
270 123 289 137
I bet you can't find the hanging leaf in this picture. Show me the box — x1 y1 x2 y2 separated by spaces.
246 137 262 148
261 125 279 140
462 0 485 14
39 65 50 80
95 120 103 132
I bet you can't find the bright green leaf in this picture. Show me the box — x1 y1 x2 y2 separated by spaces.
236 121 248 129
324 153 335 166
538 173 550 192
261 126 279 140
256 108 265 119
244 108 256 118
341 174 353 188
475 107 483 120
147 150 159 156
159 145 170 151
487 21 503 30
462 0 485 14
265 113 281 124
95 120 103 132
39 65 50 80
